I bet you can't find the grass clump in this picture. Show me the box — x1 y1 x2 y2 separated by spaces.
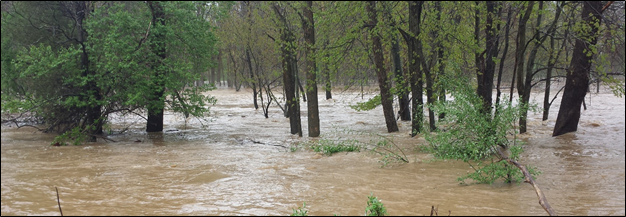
310 139 360 156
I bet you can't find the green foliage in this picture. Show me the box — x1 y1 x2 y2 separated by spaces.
423 75 540 184
310 139 361 156
365 193 387 216
287 194 388 216
349 95 381 111
291 202 308 216
1 1 220 143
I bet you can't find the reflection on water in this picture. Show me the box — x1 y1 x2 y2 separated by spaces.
2 86 624 216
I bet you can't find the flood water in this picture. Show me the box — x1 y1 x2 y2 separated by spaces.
2 85 624 216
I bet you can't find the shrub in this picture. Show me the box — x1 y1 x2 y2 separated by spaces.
423 76 540 184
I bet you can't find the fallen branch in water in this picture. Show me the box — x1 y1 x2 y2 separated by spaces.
497 148 557 216
239 138 288 148
55 186 63 216
89 134 118 143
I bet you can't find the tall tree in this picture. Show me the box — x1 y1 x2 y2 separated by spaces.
476 1 498 115
381 2 410 122
273 2 302 136
302 1 320 137
510 1 534 104
146 1 166 132
367 1 398 133
495 3 513 114
553 1 604 136
403 1 425 136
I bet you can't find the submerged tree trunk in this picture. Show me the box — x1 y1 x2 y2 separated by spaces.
510 1 534 104
147 1 166 132
246 49 258 110
519 1 545 134
273 3 302 136
435 1 446 121
323 41 332 100
543 2 565 121
367 1 398 133
393 36 411 121
542 36 556 121
495 4 512 114
400 1 424 136
303 1 320 137
74 1 103 140
553 1 603 136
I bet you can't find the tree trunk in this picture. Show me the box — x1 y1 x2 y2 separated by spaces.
542 36 556 121
435 1 446 121
273 3 302 136
303 1 320 137
75 1 102 140
147 1 166 133
425 58 435 131
553 1 603 136
519 1 545 134
477 1 498 115
393 36 410 121
246 49 258 109
510 1 534 104
542 2 565 121
367 1 398 133
400 1 424 136
495 4 512 114
217 49 223 86
323 41 332 99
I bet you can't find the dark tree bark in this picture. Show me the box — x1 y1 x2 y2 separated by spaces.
246 48 258 109
217 50 223 86
519 1 545 133
243 2 258 109
476 1 498 115
495 4 512 114
510 1 534 103
146 1 166 132
71 1 103 140
367 1 398 133
324 41 332 100
393 36 411 121
273 3 302 136
553 1 603 136
542 36 556 121
399 1 424 137
543 2 565 121
435 1 446 121
303 1 320 137
382 4 410 122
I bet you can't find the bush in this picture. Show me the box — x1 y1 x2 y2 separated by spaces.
365 193 387 216
423 76 540 184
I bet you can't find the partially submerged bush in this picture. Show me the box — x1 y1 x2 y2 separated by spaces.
423 76 540 184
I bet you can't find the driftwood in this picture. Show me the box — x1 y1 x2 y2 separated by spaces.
497 148 557 216
238 138 288 149
55 187 63 216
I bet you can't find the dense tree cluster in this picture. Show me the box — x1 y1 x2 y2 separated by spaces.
2 1 624 142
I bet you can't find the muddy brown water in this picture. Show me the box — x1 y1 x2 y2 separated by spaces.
2 86 624 216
